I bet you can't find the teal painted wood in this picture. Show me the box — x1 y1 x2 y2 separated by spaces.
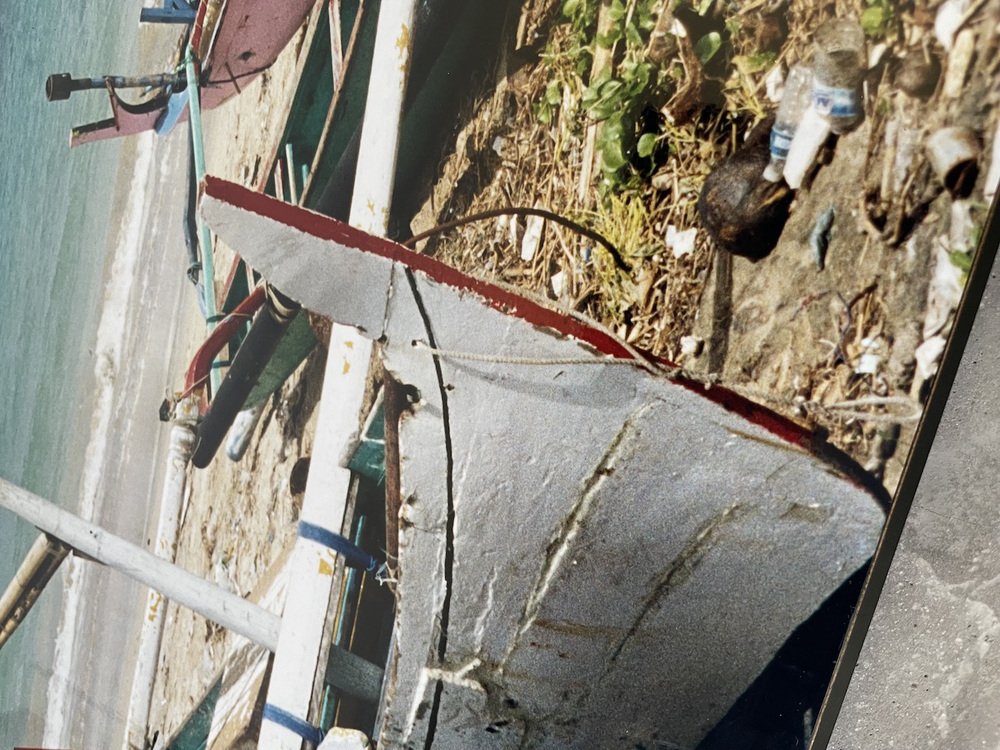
185 48 222 396
140 6 196 24
346 401 385 484
230 1 384 417
301 0 380 210
167 677 222 750
242 311 316 409
274 3 336 189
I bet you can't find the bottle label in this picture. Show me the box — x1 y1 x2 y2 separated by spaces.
770 126 794 159
812 84 859 119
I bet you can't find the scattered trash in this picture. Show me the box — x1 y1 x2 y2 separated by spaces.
680 335 704 357
764 64 814 182
809 206 835 271
942 28 976 99
855 336 885 375
949 199 976 254
867 42 889 70
934 0 970 51
492 135 506 156
914 335 947 384
812 19 866 134
883 113 921 200
926 126 980 196
550 269 566 298
666 224 697 258
521 214 545 261
783 107 831 189
924 242 964 338
764 64 785 104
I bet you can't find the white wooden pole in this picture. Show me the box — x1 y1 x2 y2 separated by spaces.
0 477 281 651
123 398 199 750
258 3 417 747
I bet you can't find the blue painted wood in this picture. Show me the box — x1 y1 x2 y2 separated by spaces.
140 6 197 24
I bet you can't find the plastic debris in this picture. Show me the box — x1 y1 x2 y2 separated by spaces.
943 28 976 99
809 206 836 271
550 269 566 297
855 336 884 375
783 106 831 189
926 126 980 196
680 335 704 357
812 19 866 134
934 0 970 51
765 64 785 103
924 243 964 338
914 335 947 384
521 214 545 261
666 224 698 258
764 64 814 182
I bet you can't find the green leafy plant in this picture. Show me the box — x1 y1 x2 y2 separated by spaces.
861 0 895 38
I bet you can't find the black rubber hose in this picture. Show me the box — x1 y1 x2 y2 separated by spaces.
191 285 299 468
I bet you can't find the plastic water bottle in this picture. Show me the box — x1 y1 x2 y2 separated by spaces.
763 65 814 182
812 19 866 134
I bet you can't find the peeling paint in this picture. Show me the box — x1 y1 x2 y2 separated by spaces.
147 592 163 622
395 23 411 73
318 551 335 576
395 23 410 55
424 659 486 692
473 567 498 651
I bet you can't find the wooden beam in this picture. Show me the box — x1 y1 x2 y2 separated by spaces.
0 477 280 651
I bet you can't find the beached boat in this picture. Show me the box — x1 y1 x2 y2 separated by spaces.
48 0 317 147
199 174 889 749
157 6 890 746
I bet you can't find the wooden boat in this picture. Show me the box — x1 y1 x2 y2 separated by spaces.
60 0 318 147
199 174 889 749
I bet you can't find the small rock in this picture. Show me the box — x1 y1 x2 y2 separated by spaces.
896 51 941 99
809 206 836 271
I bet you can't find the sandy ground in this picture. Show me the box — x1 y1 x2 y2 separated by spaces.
143 7 331 745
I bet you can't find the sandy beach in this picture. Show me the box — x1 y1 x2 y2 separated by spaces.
21 8 331 746
48 1 1000 746
136 9 330 745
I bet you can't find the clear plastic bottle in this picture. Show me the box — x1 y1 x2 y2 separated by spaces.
763 64 814 182
812 18 866 134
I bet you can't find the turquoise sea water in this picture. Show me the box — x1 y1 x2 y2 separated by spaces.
0 0 144 742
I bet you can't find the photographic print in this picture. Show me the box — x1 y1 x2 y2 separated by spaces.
1 1 997 748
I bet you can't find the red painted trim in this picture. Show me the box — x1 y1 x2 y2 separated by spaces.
199 177 845 459
185 284 267 409
191 0 210 52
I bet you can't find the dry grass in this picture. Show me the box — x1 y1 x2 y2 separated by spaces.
407 0 998 474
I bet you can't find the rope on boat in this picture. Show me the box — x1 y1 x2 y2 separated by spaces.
408 341 922 425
